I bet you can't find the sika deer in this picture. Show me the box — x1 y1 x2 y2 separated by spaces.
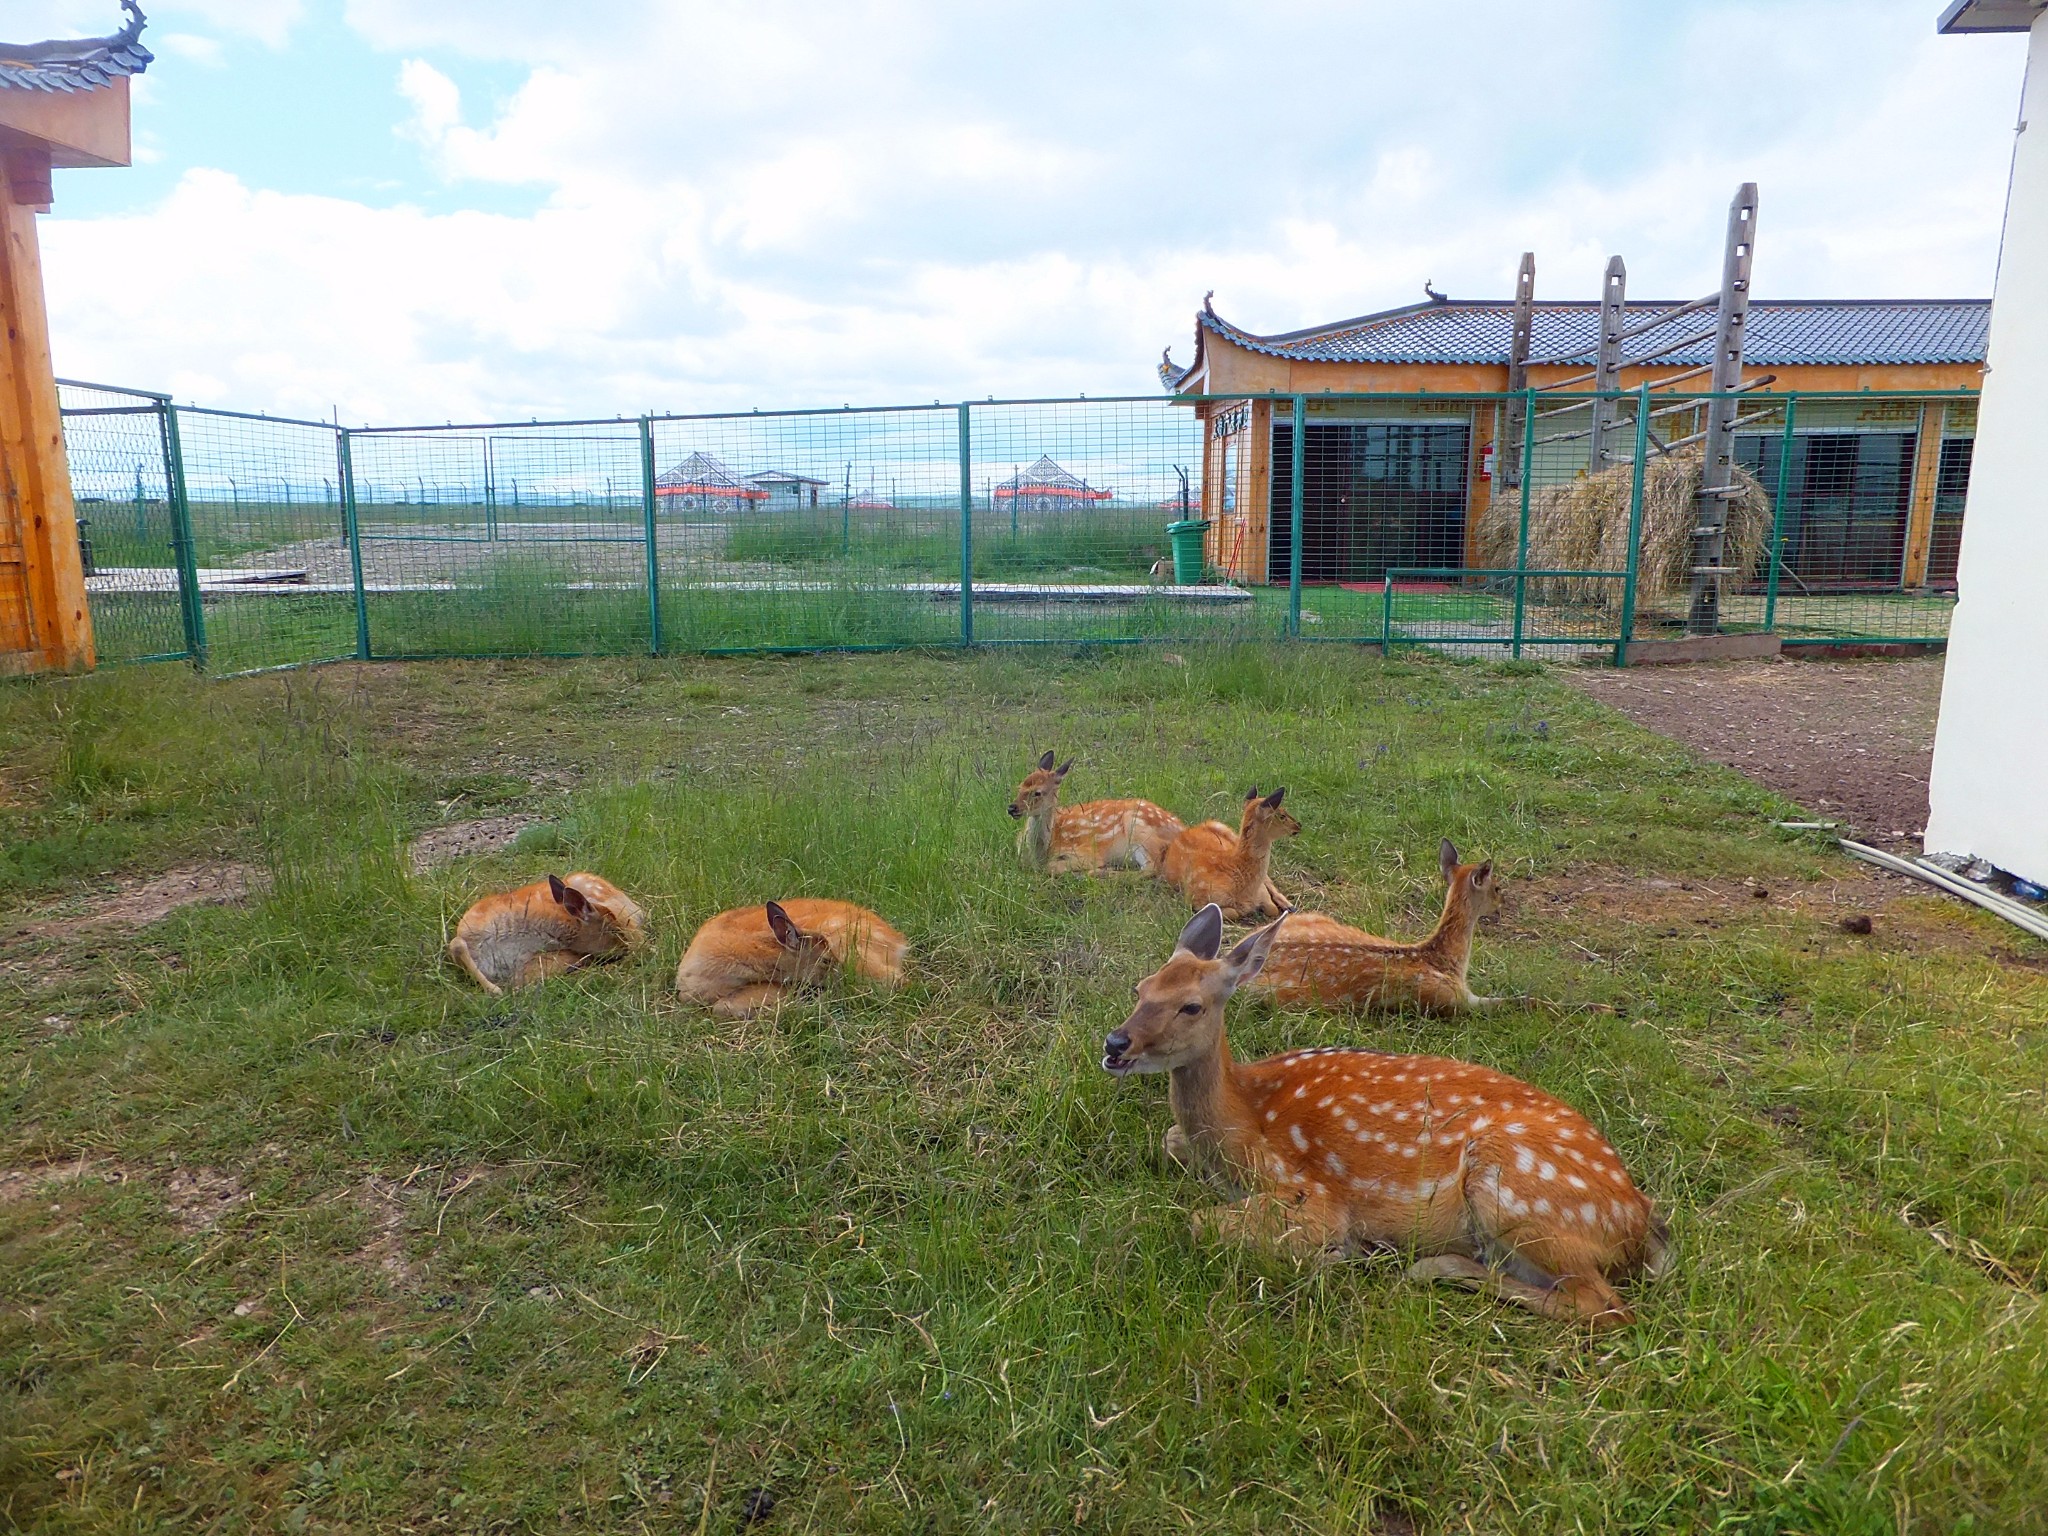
1008 751 1185 876
1250 840 1503 1013
448 873 647 995
1159 786 1298 920
675 898 907 1019
1102 905 1668 1327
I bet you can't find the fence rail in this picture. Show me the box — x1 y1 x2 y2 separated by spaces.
57 383 1967 675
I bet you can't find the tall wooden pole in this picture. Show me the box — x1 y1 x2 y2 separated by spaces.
1501 252 1534 488
0 148 93 674
1588 256 1627 472
1685 183 1759 634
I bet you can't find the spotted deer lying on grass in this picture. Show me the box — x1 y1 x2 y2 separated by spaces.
1159 786 1298 921
1008 751 1186 876
1102 905 1669 1328
448 873 646 995
1250 839 1503 1013
675 899 907 1019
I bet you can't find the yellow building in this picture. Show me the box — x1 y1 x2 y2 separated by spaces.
1160 294 1987 592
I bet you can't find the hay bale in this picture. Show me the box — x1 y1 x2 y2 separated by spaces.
1474 448 1771 612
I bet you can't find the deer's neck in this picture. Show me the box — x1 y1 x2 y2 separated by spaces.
1416 885 1481 981
1018 806 1055 870
1168 1032 1261 1185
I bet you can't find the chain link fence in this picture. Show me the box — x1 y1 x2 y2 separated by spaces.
59 384 1967 674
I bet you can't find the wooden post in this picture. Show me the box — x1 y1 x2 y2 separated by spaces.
1685 183 1759 635
0 150 93 674
1500 252 1534 487
1588 256 1626 472
1900 402 1944 588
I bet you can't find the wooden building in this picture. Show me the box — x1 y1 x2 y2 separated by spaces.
1160 293 1988 590
0 2 150 674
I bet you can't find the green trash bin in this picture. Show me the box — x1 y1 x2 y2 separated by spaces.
1165 519 1209 586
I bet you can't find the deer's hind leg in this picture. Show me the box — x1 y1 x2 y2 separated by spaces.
712 982 789 1020
512 949 585 989
1407 1253 1633 1328
448 936 504 996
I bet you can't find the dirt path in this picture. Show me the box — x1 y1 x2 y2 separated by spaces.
1562 656 1944 849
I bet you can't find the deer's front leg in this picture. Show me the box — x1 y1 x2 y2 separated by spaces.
1192 1193 1341 1261
1162 1123 1195 1170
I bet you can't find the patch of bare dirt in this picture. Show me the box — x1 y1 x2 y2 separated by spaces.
14 862 261 939
353 1176 417 1282
1563 656 1943 851
0 1159 118 1205
162 1166 252 1232
408 815 539 873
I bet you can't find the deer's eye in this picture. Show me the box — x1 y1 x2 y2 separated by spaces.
1179 1002 1202 1016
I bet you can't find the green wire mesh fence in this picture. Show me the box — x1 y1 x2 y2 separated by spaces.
57 384 1967 674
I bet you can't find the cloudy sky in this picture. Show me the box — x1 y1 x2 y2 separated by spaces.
19 0 2032 424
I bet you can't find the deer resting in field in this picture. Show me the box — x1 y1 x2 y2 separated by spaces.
1103 906 1668 1327
675 898 907 1019
1008 751 1186 876
1250 839 1503 1013
448 873 647 995
1159 785 1298 920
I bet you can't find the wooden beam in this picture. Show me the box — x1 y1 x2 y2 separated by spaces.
0 185 94 673
1500 252 1534 487
1900 401 1944 588
1588 256 1626 471
1685 183 1759 634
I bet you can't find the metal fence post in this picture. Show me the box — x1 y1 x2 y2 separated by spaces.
639 416 663 656
1288 395 1305 638
1511 385 1537 658
1614 384 1652 666
957 402 974 645
1381 572 1394 656
158 398 207 669
1763 394 1797 635
338 427 370 661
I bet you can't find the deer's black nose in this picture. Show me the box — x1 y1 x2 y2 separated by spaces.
1103 1030 1131 1060
1007 803 1022 818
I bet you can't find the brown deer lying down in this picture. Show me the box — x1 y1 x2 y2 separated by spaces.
448 873 647 996
675 898 907 1019
1159 785 1298 921
1250 839 1503 1013
1008 751 1185 876
1102 905 1669 1328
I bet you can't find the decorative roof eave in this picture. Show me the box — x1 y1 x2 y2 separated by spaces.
0 1 153 94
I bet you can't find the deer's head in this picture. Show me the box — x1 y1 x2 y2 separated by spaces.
1239 785 1301 844
1103 905 1286 1075
550 873 647 954
1008 749 1073 820
1439 838 1503 921
764 901 838 983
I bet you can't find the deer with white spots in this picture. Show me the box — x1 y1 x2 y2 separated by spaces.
1102 905 1669 1327
1008 751 1185 876
1158 786 1298 921
1249 839 1503 1013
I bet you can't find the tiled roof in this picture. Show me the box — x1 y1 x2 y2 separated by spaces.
1183 296 1989 376
0 1 152 93
993 455 1111 500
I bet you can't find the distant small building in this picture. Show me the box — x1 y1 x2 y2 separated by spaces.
654 452 768 511
748 470 829 508
994 455 1113 513
847 489 895 510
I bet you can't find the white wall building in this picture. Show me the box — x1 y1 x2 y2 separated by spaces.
1927 0 2048 884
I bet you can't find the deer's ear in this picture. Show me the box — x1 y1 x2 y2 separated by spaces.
1473 861 1493 885
1245 785 1259 802
1037 750 1056 772
1174 904 1224 961
552 876 591 918
765 901 803 951
1440 838 1459 880
1263 786 1286 809
1222 913 1287 990
1054 759 1073 779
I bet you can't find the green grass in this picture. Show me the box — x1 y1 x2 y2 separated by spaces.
722 508 1173 583
5 648 2044 1532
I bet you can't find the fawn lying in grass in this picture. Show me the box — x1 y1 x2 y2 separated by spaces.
1008 750 1185 876
1159 786 1298 920
448 873 646 995
675 898 908 1019
1249 839 1503 1013
1103 905 1668 1328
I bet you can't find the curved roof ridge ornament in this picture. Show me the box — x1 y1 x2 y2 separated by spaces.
1 2 153 92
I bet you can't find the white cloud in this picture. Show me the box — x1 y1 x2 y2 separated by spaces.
157 32 226 66
168 0 304 50
36 1 2035 423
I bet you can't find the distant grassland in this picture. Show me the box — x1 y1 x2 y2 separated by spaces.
3 647 2043 1532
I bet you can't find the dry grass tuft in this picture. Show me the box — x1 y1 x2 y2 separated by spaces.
1474 448 1771 612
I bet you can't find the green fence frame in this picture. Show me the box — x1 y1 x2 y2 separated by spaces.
57 384 1971 676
